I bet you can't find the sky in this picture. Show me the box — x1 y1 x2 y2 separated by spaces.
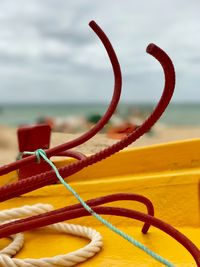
0 0 199 104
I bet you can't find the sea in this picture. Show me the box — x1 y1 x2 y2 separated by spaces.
0 102 199 127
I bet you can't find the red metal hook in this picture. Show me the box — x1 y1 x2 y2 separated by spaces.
0 20 122 177
0 194 198 265
0 41 175 201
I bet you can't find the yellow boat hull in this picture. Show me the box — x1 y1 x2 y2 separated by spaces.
0 139 200 266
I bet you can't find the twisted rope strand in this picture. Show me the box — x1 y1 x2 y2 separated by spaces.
0 233 24 257
0 204 103 267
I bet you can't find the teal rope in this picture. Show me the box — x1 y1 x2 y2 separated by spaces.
22 149 174 267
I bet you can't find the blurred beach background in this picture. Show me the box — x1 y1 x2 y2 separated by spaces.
0 0 200 164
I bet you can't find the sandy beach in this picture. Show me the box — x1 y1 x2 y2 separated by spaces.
0 125 200 165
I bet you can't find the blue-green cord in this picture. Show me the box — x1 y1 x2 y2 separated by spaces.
22 149 174 267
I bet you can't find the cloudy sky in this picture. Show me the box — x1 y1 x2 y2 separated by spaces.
0 0 199 103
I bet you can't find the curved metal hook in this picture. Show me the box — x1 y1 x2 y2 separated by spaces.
0 205 198 265
0 193 154 235
0 43 175 201
0 20 122 176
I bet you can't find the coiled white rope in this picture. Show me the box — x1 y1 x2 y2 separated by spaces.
0 204 103 267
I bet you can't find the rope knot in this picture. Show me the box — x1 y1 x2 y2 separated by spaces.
34 149 47 163
17 149 47 164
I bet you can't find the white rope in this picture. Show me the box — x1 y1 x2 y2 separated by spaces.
0 204 103 267
0 233 24 257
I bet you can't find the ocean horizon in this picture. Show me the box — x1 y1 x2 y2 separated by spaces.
0 102 199 127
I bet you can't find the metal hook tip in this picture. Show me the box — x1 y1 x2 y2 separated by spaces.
146 43 157 53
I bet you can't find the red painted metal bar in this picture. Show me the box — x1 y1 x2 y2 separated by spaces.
17 124 52 179
55 150 87 160
17 124 87 180
0 194 154 234
0 205 198 265
0 42 175 202
0 20 122 176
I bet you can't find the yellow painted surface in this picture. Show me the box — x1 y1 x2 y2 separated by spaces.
0 139 200 266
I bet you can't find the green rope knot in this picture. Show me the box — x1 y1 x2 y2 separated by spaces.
35 149 47 163
17 149 47 163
